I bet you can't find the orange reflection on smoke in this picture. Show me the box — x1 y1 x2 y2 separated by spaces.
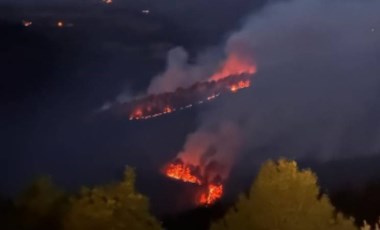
210 54 256 81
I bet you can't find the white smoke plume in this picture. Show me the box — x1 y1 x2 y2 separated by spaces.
147 47 221 94
178 121 242 181
177 0 380 176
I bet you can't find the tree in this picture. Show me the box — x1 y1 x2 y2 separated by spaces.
361 218 380 230
14 176 68 230
211 159 357 230
64 167 162 230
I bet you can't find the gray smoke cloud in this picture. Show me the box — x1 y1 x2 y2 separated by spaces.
178 0 380 174
147 46 224 94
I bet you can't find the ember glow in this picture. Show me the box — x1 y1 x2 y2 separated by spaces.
22 20 32 27
164 159 224 205
123 74 253 120
229 80 251 93
57 21 64 27
106 53 256 121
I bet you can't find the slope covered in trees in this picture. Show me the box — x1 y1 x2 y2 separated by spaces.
0 160 379 230
211 159 356 230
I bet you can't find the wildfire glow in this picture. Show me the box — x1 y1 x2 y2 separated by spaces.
129 108 143 120
163 106 173 114
57 21 64 27
229 80 251 93
210 54 256 82
164 160 224 205
200 184 223 205
165 162 201 185
124 53 256 121
22 20 32 27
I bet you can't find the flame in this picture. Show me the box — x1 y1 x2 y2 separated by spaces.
163 106 173 113
22 20 32 27
229 80 251 93
129 108 143 120
200 184 223 205
165 162 202 185
210 54 256 82
164 160 224 205
124 53 256 121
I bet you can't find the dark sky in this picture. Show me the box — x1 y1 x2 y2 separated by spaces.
0 0 268 214
1 0 380 216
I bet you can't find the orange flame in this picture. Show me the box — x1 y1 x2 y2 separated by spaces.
210 54 256 82
200 184 223 205
229 80 251 93
165 162 202 185
164 160 224 205
129 108 143 120
163 106 173 114
127 53 256 121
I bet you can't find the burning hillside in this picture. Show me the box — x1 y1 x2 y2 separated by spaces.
164 159 224 205
104 52 257 121
113 74 252 120
104 52 254 205
163 122 241 205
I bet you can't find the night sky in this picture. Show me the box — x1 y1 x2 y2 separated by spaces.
1 0 380 216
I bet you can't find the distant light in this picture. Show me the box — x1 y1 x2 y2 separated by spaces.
57 21 64 28
22 20 32 27
142 9 150 15
102 0 112 4
371 28 375 32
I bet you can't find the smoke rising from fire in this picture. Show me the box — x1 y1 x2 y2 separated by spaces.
147 47 216 94
167 0 380 199
177 122 242 181
147 44 257 94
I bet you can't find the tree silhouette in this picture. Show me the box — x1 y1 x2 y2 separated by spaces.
211 159 357 230
13 176 68 230
64 167 162 230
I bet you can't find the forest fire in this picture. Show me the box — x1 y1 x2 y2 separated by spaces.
118 73 253 120
230 80 251 93
200 184 223 205
164 159 224 205
210 54 257 81
165 161 202 185
106 53 256 120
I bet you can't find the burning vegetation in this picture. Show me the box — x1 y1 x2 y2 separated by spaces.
164 159 224 205
106 53 257 121
122 74 253 120
109 74 254 121
103 54 255 205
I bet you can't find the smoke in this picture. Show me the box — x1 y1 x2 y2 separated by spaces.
178 121 242 181
147 47 221 94
175 0 380 177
